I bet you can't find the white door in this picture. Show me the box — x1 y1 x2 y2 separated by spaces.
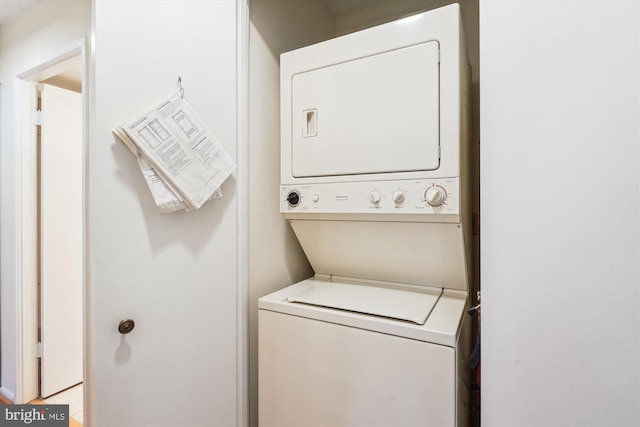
40 83 83 398
89 2 241 426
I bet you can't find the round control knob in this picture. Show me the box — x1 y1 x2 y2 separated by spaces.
392 190 405 204
425 186 447 207
312 194 319 203
286 191 300 207
369 191 381 204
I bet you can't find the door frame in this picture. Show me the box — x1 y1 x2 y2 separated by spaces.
14 38 88 405
236 1 249 425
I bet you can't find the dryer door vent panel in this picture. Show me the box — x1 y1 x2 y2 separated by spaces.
291 41 440 178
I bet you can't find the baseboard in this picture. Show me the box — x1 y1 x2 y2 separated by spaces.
0 387 15 404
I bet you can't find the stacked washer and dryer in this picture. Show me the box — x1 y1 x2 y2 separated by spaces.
259 4 473 427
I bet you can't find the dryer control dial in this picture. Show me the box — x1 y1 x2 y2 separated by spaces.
392 190 405 204
369 191 381 204
286 190 301 207
425 186 447 207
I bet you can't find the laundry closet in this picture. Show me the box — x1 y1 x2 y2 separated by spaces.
248 1 479 426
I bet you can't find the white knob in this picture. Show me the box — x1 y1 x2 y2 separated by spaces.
312 194 319 202
425 186 447 207
369 191 381 204
392 190 405 204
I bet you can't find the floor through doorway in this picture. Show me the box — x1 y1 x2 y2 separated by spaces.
31 383 83 426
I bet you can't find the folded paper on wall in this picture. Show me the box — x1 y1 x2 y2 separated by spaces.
113 94 235 213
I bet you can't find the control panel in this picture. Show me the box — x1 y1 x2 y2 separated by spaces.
281 178 460 216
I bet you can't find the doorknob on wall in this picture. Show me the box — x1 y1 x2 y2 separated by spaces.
118 319 135 334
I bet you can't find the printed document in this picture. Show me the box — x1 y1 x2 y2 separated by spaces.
114 94 235 212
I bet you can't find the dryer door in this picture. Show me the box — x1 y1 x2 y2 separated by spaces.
291 40 440 178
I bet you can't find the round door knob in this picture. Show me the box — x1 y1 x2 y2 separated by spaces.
286 191 300 207
118 319 135 334
369 191 381 204
425 186 447 207
392 190 405 204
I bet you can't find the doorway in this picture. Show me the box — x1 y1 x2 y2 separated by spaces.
16 42 86 423
36 81 83 424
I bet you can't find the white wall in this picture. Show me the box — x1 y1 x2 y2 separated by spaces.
481 1 639 425
88 1 241 425
248 1 335 425
0 0 91 401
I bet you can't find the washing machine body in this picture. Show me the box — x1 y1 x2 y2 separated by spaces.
260 4 473 426
259 276 470 427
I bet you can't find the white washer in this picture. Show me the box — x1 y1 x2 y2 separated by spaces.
260 4 472 426
260 276 470 426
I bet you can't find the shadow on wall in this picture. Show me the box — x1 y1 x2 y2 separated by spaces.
110 134 237 257
250 0 336 59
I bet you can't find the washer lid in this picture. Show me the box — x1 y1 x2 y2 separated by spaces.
287 281 441 325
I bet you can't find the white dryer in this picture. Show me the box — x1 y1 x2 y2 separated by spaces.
259 4 472 426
